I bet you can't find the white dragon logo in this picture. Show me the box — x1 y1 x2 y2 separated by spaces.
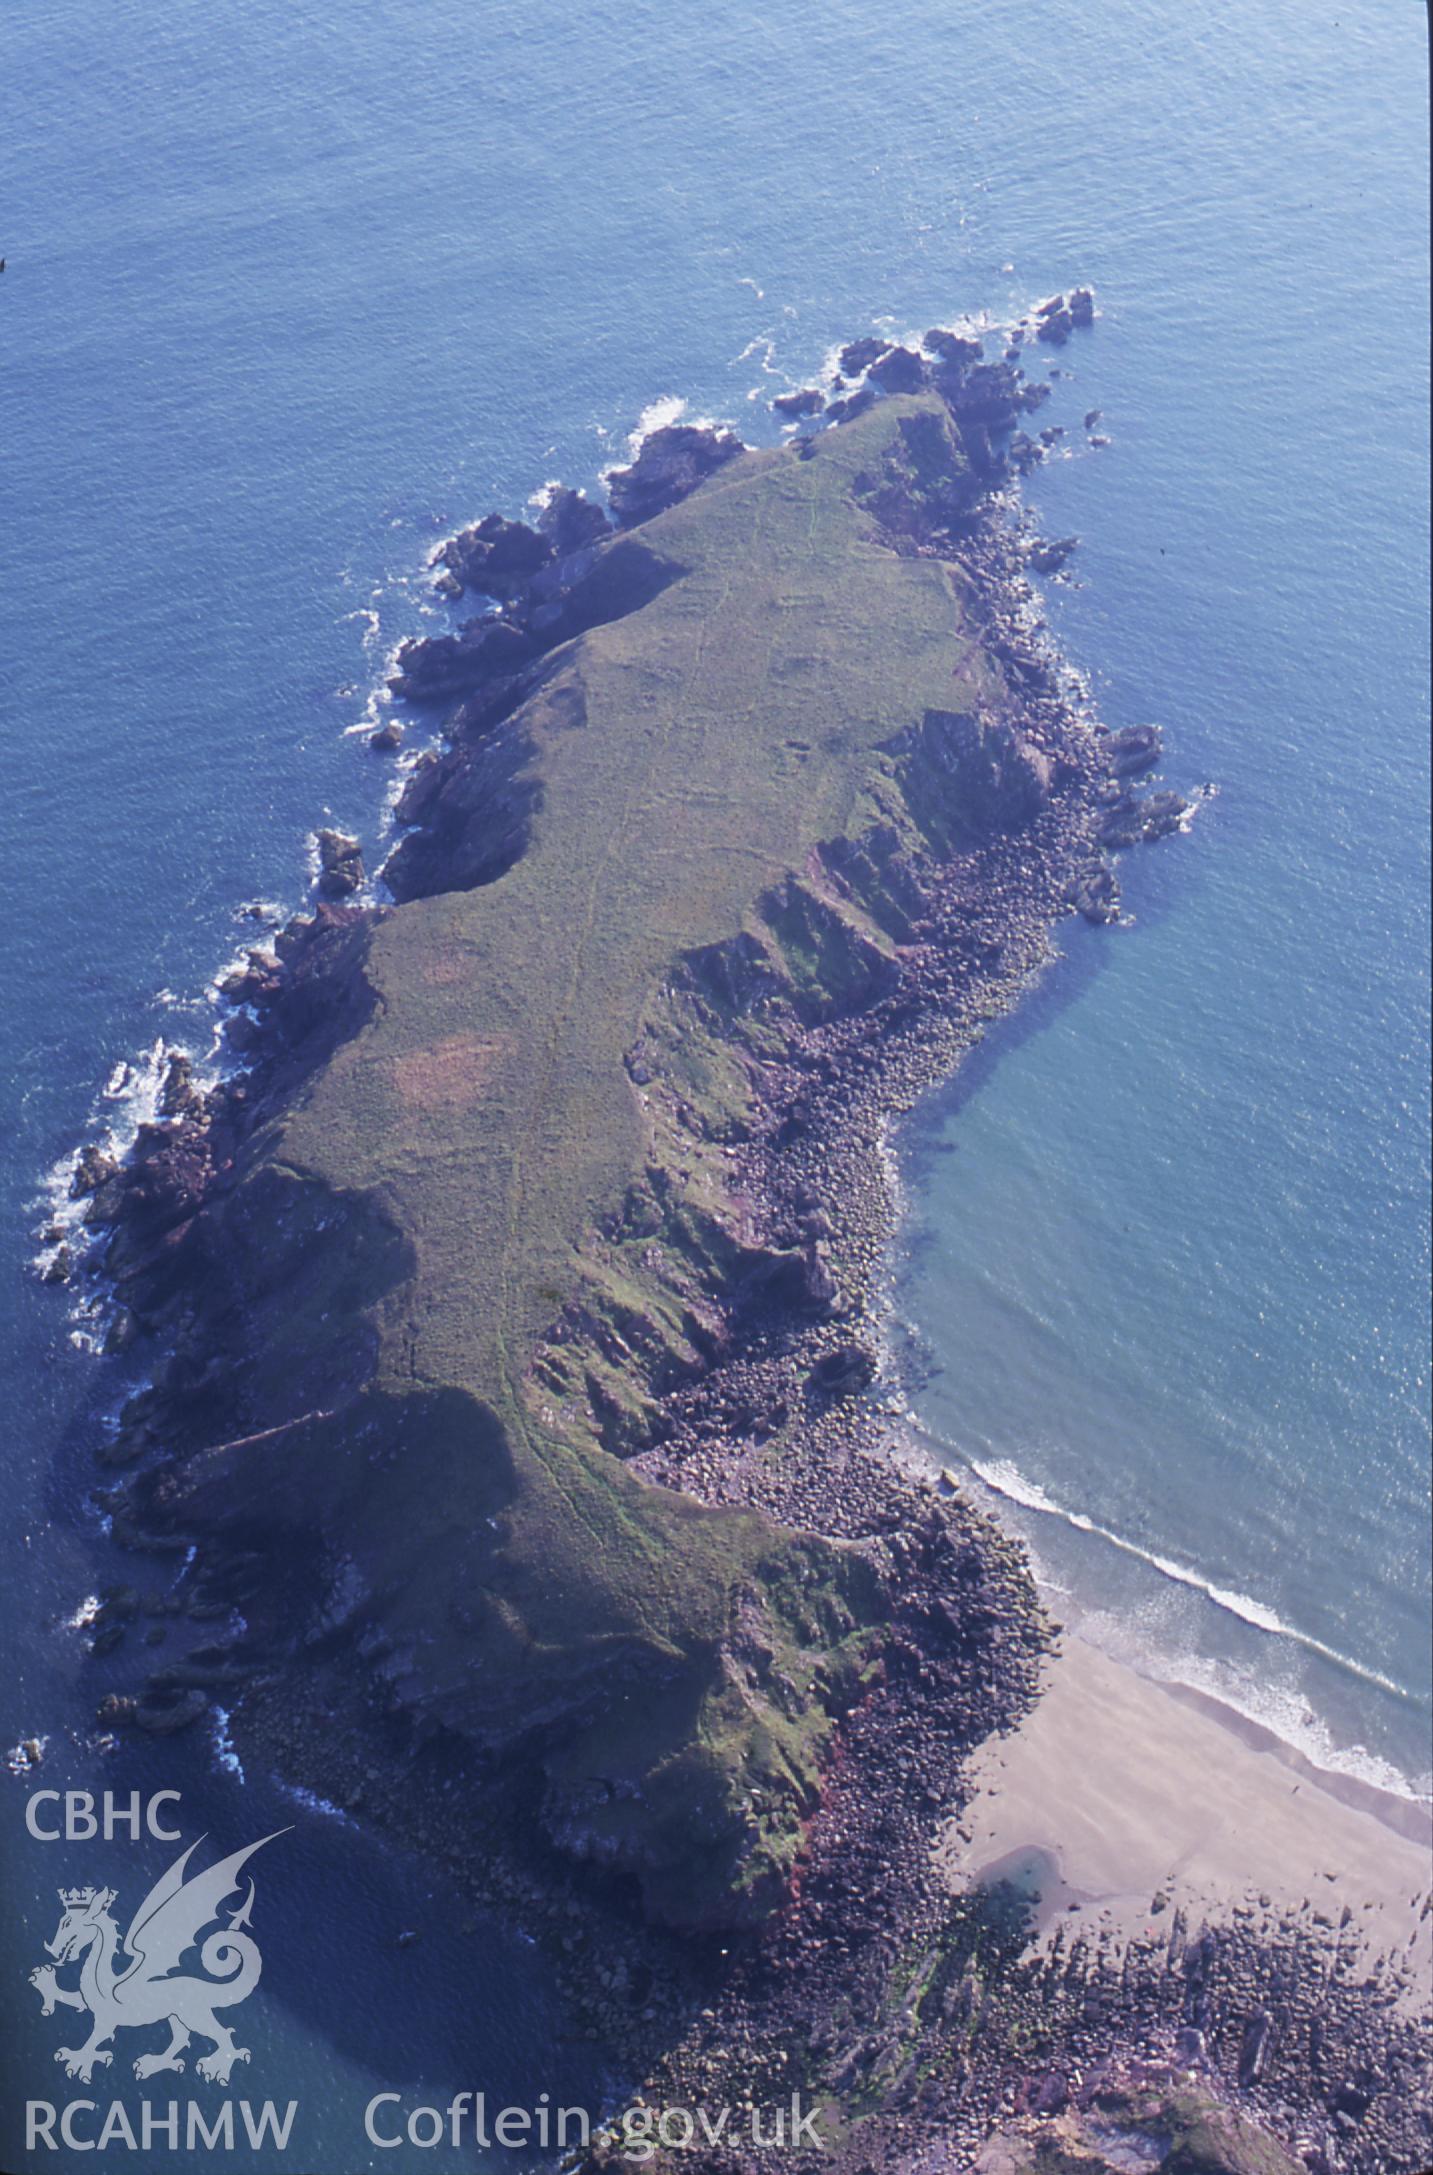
28 1829 287 2085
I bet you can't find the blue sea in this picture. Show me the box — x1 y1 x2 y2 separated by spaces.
1 0 1427 2164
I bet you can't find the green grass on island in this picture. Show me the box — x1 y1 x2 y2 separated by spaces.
171 394 1022 1925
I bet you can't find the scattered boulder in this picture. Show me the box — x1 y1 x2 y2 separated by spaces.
1036 306 1074 345
771 387 824 419
368 718 404 753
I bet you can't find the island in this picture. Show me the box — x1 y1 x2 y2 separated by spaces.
60 312 1426 2175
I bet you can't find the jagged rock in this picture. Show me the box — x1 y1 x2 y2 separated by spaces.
808 1345 876 1397
436 512 553 600
1069 285 1095 325
159 1051 202 1119
536 486 612 556
316 829 364 899
1029 535 1079 575
1098 787 1189 847
1084 407 1103 430
1175 2024 1209 2068
1239 2007 1275 2086
103 1307 139 1356
1105 722 1163 776
387 615 538 703
133 1687 210 1735
837 336 891 376
1036 306 1074 345
924 328 983 369
368 718 404 753
802 1239 840 1311
71 1143 118 1198
772 387 824 419
1068 862 1120 923
944 360 1049 434
898 709 1052 843
605 424 744 528
867 345 927 393
825 385 877 425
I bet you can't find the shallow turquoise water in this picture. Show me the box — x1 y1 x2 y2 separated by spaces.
1 0 1427 2161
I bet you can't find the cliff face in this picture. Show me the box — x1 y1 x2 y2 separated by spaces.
94 384 1103 1929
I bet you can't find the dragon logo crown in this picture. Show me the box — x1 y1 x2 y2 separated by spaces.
33 1831 288 2087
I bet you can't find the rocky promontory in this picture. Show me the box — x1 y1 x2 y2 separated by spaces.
43 301 1421 2175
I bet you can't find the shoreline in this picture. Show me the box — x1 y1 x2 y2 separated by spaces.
945 1625 1432 1967
894 1414 1433 1814
32 305 1431 2171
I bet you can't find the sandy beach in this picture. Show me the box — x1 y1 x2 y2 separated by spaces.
943 1630 1433 1991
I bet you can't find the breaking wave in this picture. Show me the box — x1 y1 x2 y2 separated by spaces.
966 1451 1413 1705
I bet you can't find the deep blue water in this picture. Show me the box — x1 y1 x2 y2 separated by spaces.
2 0 1427 2164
